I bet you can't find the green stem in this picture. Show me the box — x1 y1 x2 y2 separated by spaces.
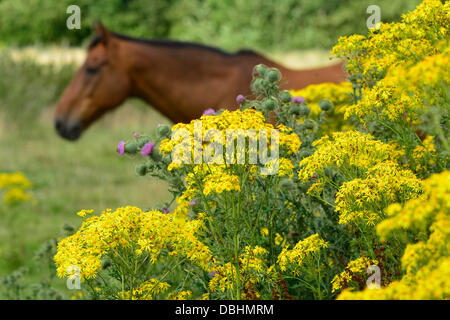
268 177 279 264
148 257 186 297
316 255 323 300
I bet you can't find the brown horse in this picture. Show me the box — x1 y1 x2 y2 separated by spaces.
55 23 346 140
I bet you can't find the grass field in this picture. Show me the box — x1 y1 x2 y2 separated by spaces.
0 46 331 298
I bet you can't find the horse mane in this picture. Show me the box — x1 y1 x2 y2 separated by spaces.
88 32 259 58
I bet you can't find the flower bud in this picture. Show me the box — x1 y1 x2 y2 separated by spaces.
263 98 277 111
137 136 150 148
253 64 268 77
141 141 155 156
291 96 306 104
203 108 216 116
319 99 333 111
124 142 138 154
136 163 147 176
236 94 245 105
151 142 162 161
299 104 310 117
280 90 292 103
161 206 170 213
289 105 301 116
158 125 170 137
260 79 270 89
251 78 264 92
117 141 125 156
266 68 281 83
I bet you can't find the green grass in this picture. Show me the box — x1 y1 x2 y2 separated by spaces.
0 102 173 296
0 46 331 298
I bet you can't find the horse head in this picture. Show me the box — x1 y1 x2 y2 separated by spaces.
54 22 131 140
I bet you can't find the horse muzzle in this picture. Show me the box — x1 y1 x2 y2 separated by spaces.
55 117 83 141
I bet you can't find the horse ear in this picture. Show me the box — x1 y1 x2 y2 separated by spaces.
93 21 111 45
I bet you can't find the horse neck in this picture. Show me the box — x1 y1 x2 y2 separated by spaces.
121 40 241 123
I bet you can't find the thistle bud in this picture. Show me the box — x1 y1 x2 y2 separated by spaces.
289 105 301 116
141 141 155 156
203 108 216 116
291 96 306 104
251 78 264 92
266 68 281 83
236 94 245 105
136 163 147 176
253 64 268 77
158 125 170 137
161 206 170 213
298 104 310 117
263 98 277 111
319 99 333 111
117 141 125 156
260 79 270 89
137 136 150 148
151 142 162 161
124 142 138 154
280 90 292 103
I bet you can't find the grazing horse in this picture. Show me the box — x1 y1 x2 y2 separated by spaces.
55 23 346 140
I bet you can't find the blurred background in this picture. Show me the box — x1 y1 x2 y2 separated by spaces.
0 0 421 295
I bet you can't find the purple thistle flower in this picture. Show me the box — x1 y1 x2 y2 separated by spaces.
141 141 154 156
203 108 216 116
190 200 196 206
291 96 306 104
236 94 245 104
117 141 125 156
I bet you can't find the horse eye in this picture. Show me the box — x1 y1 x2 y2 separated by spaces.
86 66 100 75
